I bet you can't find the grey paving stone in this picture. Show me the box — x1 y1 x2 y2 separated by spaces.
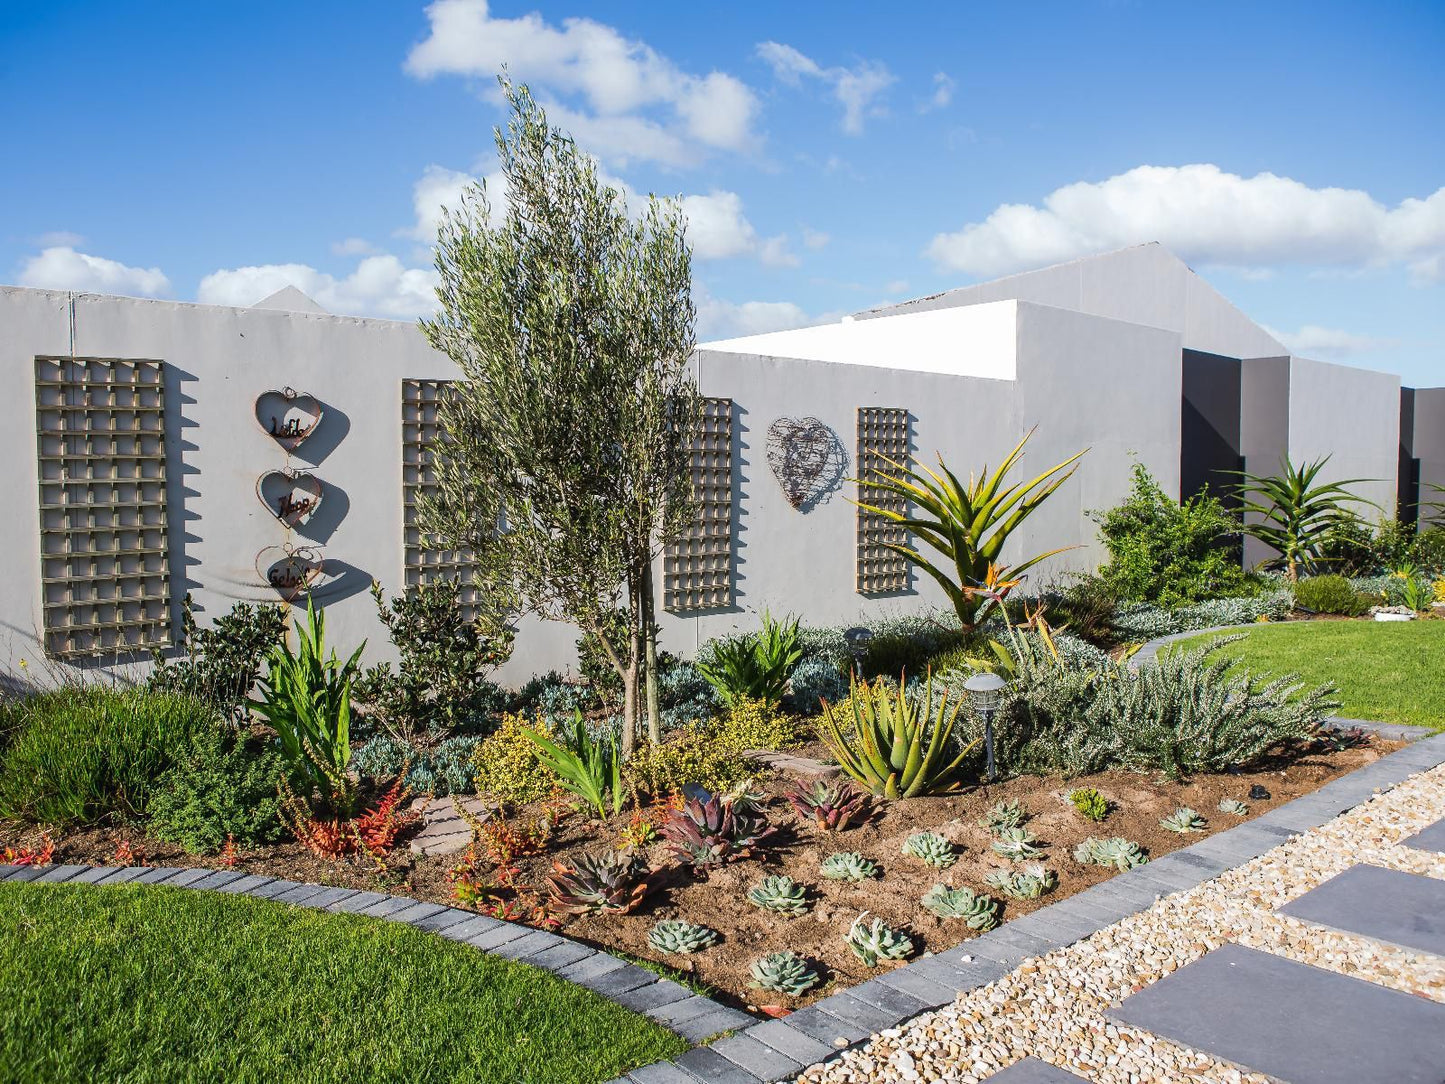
1108 943 1445 1084
614 978 692 1014
744 1020 835 1067
626 1062 700 1084
35 864 90 883
554 949 629 984
1280 863 1445 957
0 865 24 879
132 867 186 885
522 940 596 972
1165 848 1230 874
409 906 475 933
465 922 532 951
328 890 389 913
578 963 658 997
974 925 1057 959
709 1032 803 1082
382 901 447 925
66 866 115 884
672 1007 754 1044
245 877 303 900
673 1045 764 1083
5 866 53 883
437 915 502 942
1400 815 1445 854
358 894 420 917
212 874 275 895
187 870 247 892
1005 908 1097 945
488 929 562 960
647 995 721 1027
982 1056 1089 1081
782 1005 872 1046
295 887 357 910
846 976 932 1019
870 964 958 1007
94 866 149 886
809 992 903 1032
271 883 333 906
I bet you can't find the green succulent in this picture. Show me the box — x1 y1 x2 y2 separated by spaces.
920 884 1001 929
1159 807 1207 834
1218 798 1248 816
981 799 1027 833
1068 787 1110 822
983 863 1057 900
646 920 719 955
747 874 810 916
1074 836 1149 870
901 830 957 868
989 826 1043 861
821 851 879 882
844 913 915 966
749 950 820 996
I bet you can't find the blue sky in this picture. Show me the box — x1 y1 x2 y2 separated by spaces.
3 1 1443 384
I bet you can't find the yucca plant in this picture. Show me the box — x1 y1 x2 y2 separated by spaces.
1074 836 1149 870
1159 807 1207 834
544 850 652 915
854 429 1085 629
990 826 1043 861
820 851 879 882
901 830 957 868
661 794 777 870
647 920 718 954
844 913 914 966
820 672 978 798
1233 455 1375 581
785 778 871 831
984 863 1057 900
981 799 1028 833
749 951 820 996
251 597 365 817
920 884 1002 929
522 708 622 819
696 611 802 708
747 874 810 916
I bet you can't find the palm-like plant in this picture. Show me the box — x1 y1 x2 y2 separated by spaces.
696 611 802 708
854 429 1085 629
1234 456 1375 581
523 708 622 819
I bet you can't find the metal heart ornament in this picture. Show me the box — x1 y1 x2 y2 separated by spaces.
255 387 324 451
256 469 324 528
766 416 844 511
255 544 325 602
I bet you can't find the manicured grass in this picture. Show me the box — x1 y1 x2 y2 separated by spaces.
1172 620 1445 731
0 882 686 1084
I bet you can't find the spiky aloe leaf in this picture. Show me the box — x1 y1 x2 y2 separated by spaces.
901 830 957 868
844 913 914 966
647 920 719 954
749 950 820 996
747 874 810 916
821 851 879 882
920 884 1002 929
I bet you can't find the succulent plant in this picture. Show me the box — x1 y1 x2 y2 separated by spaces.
1217 798 1248 816
981 799 1028 833
844 913 915 966
661 795 778 870
1074 836 1149 870
747 874 810 916
983 863 1057 900
749 950 821 996
544 850 652 915
720 778 767 815
1068 787 1110 823
1159 807 1207 834
785 778 871 832
920 884 1002 929
901 830 957 868
646 920 719 954
990 826 1044 861
821 851 880 882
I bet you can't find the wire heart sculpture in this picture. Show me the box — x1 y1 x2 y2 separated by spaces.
255 469 324 529
254 387 324 451
766 416 847 512
255 543 325 602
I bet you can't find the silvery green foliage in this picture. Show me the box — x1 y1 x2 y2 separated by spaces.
1110 590 1294 640
821 851 880 882
901 831 957 868
647 920 719 954
920 884 1002 929
785 657 851 714
1160 807 1208 833
749 950 820 996
984 863 1057 900
747 874 810 916
352 735 480 796
990 826 1044 861
1218 797 1249 816
1074 836 1149 870
657 661 721 731
981 799 1028 833
844 914 915 966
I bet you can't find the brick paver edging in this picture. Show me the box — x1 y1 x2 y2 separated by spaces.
0 864 754 1050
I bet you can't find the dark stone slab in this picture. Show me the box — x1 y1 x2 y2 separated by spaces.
983 1058 1088 1082
673 1045 764 1083
488 929 561 960
520 940 595 972
672 1007 754 1045
329 890 389 913
613 979 691 1014
213 874 274 895
577 963 657 997
436 915 502 942
295 887 357 911
626 1063 699 1084
846 977 932 1019
35 864 90 883
1109 943 1445 1084
94 866 149 886
186 870 246 892
5 866 53 883
709 1031 804 1082
246 877 303 900
1401 816 1445 854
554 949 629 985
1280 864 1445 957
409 907 474 933
744 1019 835 1067
133 867 186 885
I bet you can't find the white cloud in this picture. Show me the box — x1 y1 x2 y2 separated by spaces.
757 235 800 268
923 72 954 111
694 284 845 339
406 162 506 241
332 237 381 257
926 163 1445 279
405 0 759 167
198 255 438 319
18 246 170 297
802 227 830 251
36 230 85 247
1261 323 1398 360
756 41 895 134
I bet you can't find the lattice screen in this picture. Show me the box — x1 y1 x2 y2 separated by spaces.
34 356 172 657
664 397 734 612
400 379 487 616
856 407 911 595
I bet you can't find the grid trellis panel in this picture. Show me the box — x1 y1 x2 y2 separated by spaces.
34 356 172 657
664 397 733 612
856 407 911 595
400 379 484 616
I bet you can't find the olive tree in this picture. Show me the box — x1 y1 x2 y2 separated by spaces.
419 78 699 754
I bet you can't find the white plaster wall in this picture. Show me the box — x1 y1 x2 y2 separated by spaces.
1286 356 1400 518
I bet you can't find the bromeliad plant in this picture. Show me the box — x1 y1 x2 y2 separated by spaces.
696 611 803 708
854 429 1085 629
784 778 871 832
820 672 978 798
1234 455 1375 581
522 709 622 819
544 850 652 915
661 794 777 870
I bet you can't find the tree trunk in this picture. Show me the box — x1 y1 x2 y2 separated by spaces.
620 570 644 758
643 559 661 746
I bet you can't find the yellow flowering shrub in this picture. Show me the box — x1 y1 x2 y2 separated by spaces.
471 713 556 807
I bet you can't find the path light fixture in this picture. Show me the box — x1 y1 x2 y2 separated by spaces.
843 627 873 675
964 672 1008 782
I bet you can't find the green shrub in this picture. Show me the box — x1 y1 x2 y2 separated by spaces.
1092 464 1249 607
858 627 964 680
1293 574 1370 616
0 688 213 826
718 697 805 750
622 723 755 798
524 709 622 818
696 612 802 708
472 714 557 807
1046 576 1119 645
148 727 284 853
147 598 287 722
353 735 480 796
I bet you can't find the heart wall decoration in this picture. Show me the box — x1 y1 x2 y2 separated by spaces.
255 387 324 451
255 544 325 602
766 416 848 512
256 469 324 529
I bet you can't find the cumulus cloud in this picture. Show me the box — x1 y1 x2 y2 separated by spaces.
332 237 381 257
18 246 170 297
1261 323 1398 360
922 72 954 111
198 255 438 319
926 164 1445 279
801 227 830 251
756 41 894 134
405 0 759 167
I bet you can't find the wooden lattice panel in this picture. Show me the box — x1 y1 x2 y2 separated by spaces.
34 356 172 657
401 379 484 615
856 407 911 595
664 397 734 612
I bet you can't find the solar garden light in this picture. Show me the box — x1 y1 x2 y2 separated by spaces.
843 626 873 674
964 671 1008 782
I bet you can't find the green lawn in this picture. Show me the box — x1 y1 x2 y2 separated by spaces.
0 882 686 1084
1172 619 1445 731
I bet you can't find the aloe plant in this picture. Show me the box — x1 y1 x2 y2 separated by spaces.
522 708 622 819
1233 455 1375 581
854 429 1085 629
820 672 978 798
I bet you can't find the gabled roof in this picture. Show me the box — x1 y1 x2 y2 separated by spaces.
252 286 328 315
